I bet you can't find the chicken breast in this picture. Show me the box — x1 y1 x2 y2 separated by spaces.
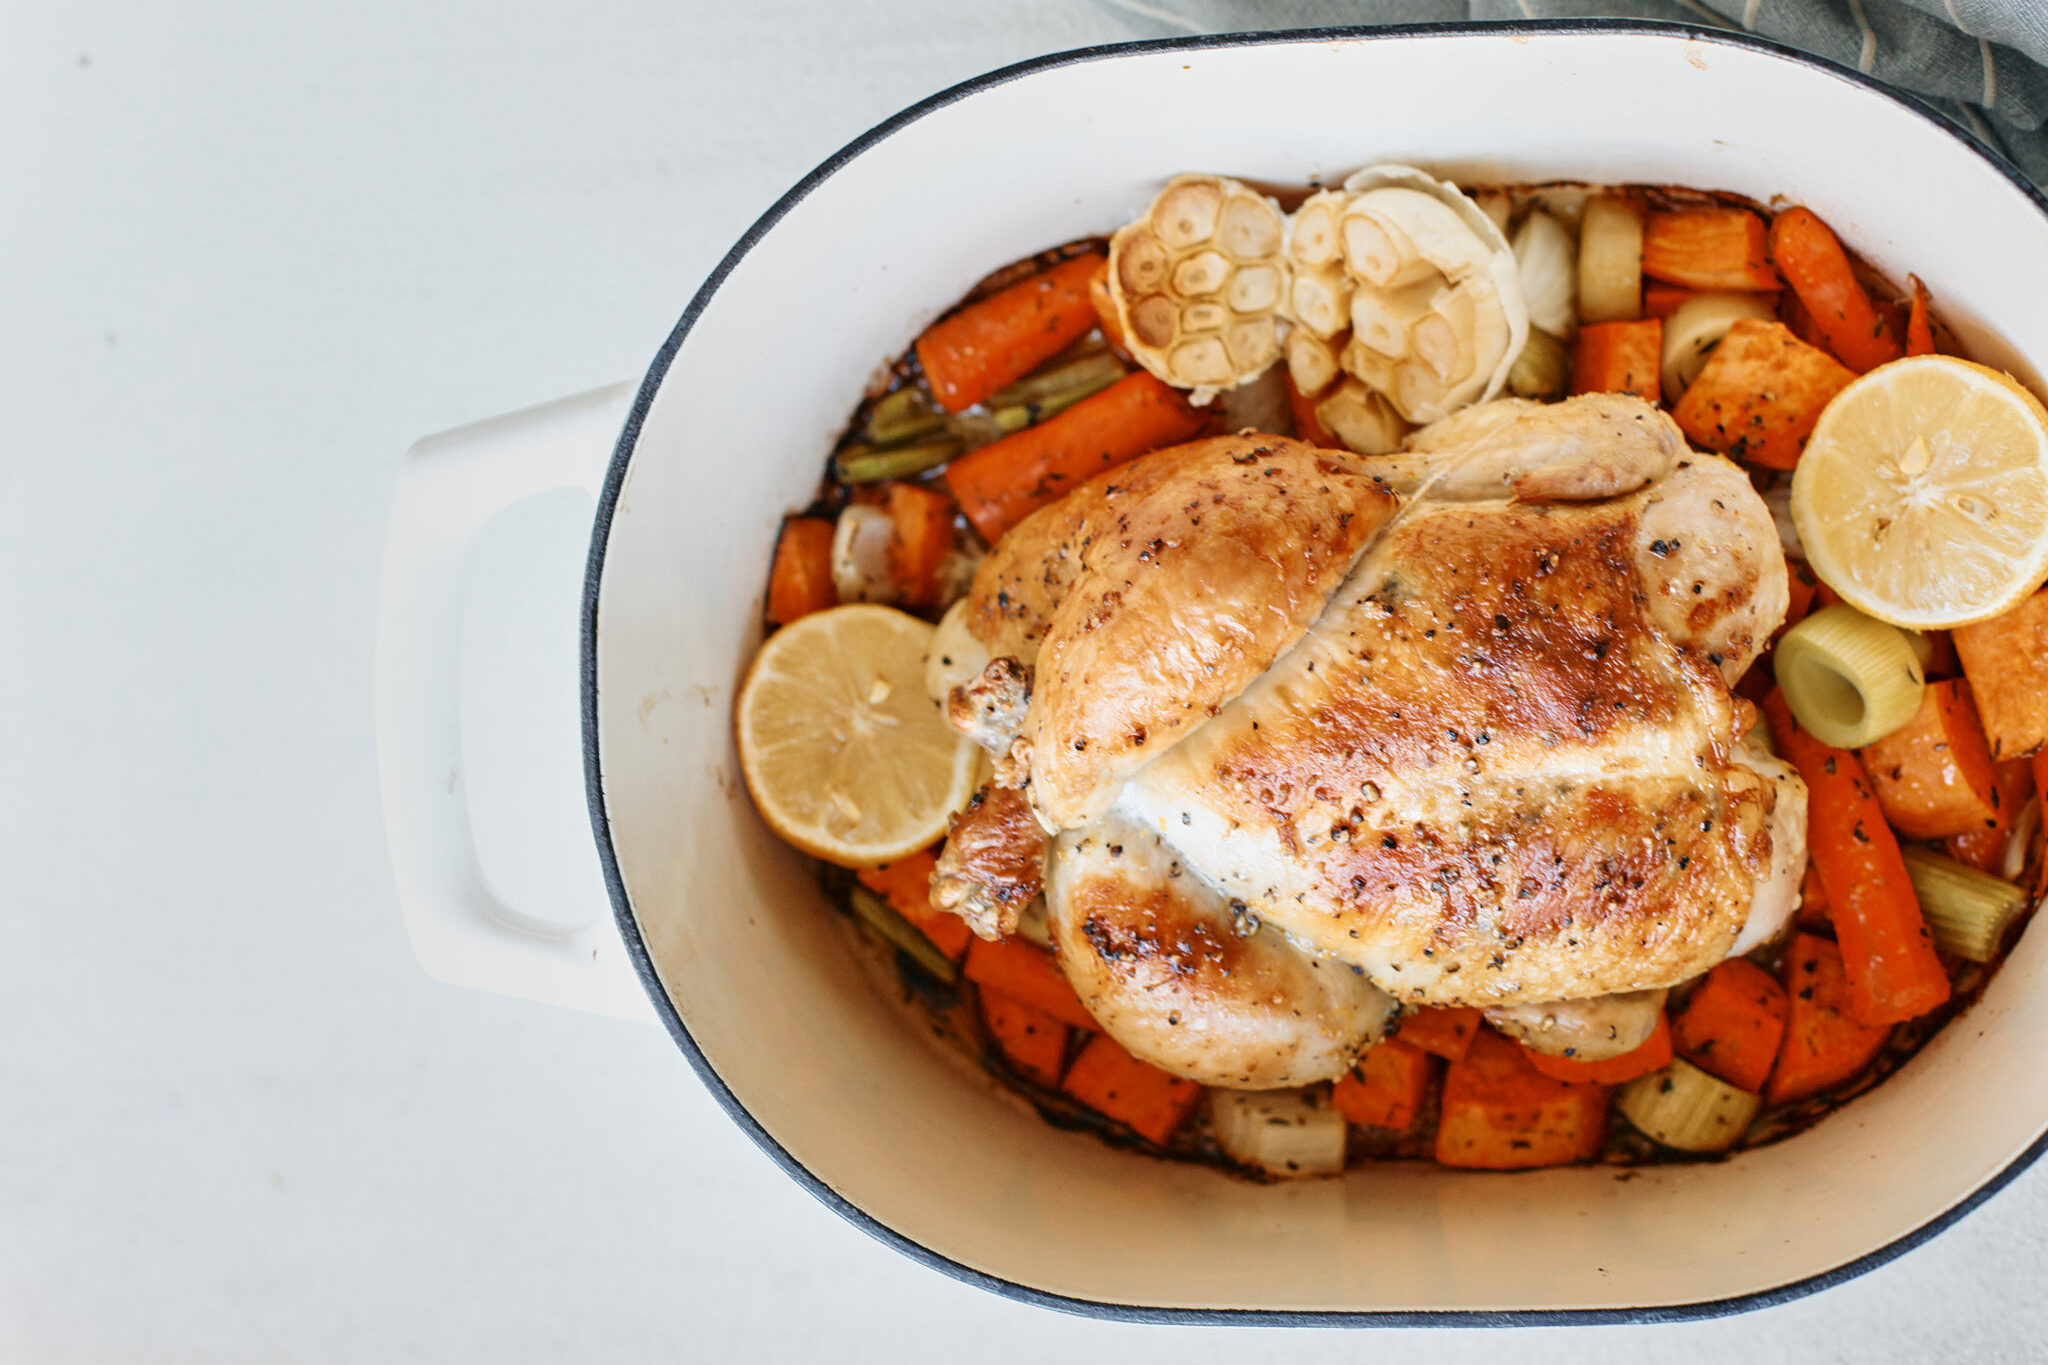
941 393 1805 1077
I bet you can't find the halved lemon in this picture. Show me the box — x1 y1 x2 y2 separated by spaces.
1792 355 2048 629
736 603 979 867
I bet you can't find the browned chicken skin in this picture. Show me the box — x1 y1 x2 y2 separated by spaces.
937 396 1805 1083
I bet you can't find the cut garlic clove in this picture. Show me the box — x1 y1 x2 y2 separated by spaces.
1154 178 1223 249
1288 191 1346 268
1217 194 1283 258
1290 262 1352 340
1172 250 1232 297
1315 378 1411 455
1343 187 1490 286
1227 264 1282 314
1326 164 1529 427
1348 279 1435 360
1109 173 1291 393
1287 330 1341 399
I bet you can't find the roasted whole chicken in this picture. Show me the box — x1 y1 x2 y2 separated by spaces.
929 392 1805 1088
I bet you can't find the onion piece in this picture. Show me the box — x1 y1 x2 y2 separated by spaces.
831 504 898 605
1209 1087 1347 1178
1512 210 1578 339
1660 291 1778 398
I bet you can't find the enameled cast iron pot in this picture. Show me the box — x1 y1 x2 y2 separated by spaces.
383 21 2048 1324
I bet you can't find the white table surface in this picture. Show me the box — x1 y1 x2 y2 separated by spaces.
10 1 2048 1359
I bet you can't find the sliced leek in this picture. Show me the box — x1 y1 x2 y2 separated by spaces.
1512 210 1578 339
1507 327 1570 401
1774 603 1925 748
1618 1058 1760 1153
1900 846 2029 962
849 885 959 985
1578 194 1644 324
1660 292 1777 399
1209 1087 1347 1178
1900 629 1935 674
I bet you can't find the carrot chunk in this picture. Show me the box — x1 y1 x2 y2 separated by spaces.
963 937 1097 1030
882 482 955 610
915 253 1106 413
1778 287 1830 350
1764 690 1952 1025
1766 933 1892 1104
1672 959 1789 1092
1953 589 2048 759
1905 274 1937 357
1394 1005 1482 1062
1796 862 1832 930
1947 759 2036 872
1571 318 1662 404
943 371 1206 543
1061 1033 1202 1145
1642 208 1783 292
980 987 1071 1088
765 516 837 625
1672 317 1855 470
856 849 972 962
1434 1029 1607 1170
1767 207 1902 374
1523 1013 1673 1085
1333 1038 1432 1130
1860 679 2001 840
1783 561 1820 633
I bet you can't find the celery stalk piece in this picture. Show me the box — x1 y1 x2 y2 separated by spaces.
849 886 958 984
1774 603 1925 748
1900 846 2029 962
1617 1058 1760 1153
834 439 964 485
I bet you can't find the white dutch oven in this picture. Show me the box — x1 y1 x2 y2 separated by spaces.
379 22 2048 1322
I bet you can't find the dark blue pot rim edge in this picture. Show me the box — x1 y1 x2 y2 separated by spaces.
578 18 2048 1327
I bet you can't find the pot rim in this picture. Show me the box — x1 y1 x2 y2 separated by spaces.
581 18 2048 1326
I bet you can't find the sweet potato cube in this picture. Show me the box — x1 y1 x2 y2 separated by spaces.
1860 679 2001 840
1954 590 2048 759
980 988 1070 1088
765 517 837 625
1394 1005 1481 1062
1672 318 1855 469
1571 318 1662 405
963 937 1096 1030
1643 208 1783 292
1434 1030 1607 1170
856 849 972 961
1672 958 1789 1093
1333 1038 1432 1130
1061 1033 1203 1145
1766 933 1891 1105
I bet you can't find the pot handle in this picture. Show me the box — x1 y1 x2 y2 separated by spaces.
376 381 655 1021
